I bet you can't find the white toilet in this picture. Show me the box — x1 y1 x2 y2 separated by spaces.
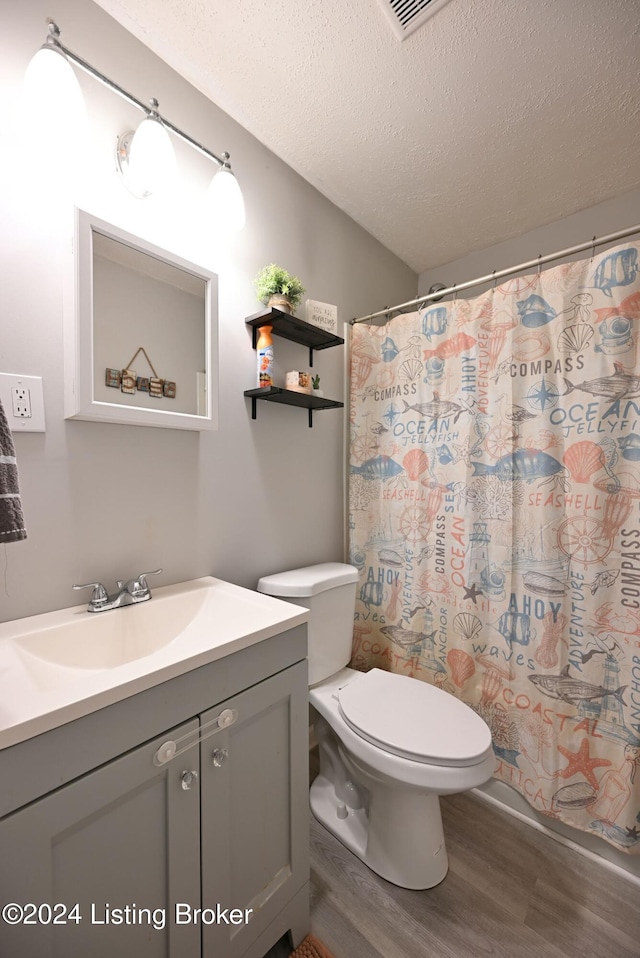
257 562 494 889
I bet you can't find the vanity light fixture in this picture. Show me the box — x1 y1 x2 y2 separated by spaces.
22 24 85 123
25 20 246 230
21 20 86 163
116 101 177 198
206 155 246 234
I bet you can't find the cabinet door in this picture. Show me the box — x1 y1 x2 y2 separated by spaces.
201 661 309 957
0 719 200 958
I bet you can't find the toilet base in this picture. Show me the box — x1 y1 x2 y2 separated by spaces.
310 772 449 890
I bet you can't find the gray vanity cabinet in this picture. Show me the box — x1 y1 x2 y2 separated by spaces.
0 626 310 958
0 718 202 958
201 665 308 957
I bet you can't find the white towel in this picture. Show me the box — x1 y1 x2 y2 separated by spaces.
0 398 26 542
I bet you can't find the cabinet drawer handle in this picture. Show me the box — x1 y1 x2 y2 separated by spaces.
211 748 228 767
181 769 198 790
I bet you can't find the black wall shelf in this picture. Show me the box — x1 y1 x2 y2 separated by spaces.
244 387 344 428
245 306 344 427
246 307 344 367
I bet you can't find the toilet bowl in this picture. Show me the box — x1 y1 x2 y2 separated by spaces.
257 563 494 889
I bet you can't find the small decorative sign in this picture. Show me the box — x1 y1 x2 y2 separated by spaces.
105 346 176 400
148 377 164 398
105 368 121 389
120 368 137 394
285 370 311 394
305 300 338 335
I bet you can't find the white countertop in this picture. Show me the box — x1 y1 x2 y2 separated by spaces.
0 577 308 751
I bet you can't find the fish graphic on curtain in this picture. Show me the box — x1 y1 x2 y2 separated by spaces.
349 241 640 853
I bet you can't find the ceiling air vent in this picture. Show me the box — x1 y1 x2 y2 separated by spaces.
378 0 454 40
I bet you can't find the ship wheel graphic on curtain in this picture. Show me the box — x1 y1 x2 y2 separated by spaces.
556 515 612 566
558 480 639 566
398 505 430 543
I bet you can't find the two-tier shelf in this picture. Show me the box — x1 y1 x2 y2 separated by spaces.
244 307 344 427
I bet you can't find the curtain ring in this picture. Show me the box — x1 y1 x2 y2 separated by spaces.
591 235 597 261
537 254 542 276
428 283 447 303
492 270 497 289
451 283 457 302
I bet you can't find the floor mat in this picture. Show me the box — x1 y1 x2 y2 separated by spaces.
290 933 335 958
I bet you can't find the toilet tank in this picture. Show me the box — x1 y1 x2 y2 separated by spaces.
257 563 359 686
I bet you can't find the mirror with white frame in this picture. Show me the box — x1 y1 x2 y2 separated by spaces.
65 209 218 430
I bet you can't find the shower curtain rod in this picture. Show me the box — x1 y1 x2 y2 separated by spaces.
350 222 640 325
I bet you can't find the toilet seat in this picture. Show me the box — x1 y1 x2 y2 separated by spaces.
338 668 492 767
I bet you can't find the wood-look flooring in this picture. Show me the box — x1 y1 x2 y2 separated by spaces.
265 755 640 958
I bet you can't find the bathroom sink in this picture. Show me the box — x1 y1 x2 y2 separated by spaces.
14 588 207 671
0 576 309 749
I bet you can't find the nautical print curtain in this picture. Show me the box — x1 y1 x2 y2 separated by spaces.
349 241 640 853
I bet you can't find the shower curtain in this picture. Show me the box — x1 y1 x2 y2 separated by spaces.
349 241 640 853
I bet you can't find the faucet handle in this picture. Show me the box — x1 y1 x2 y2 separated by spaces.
73 582 109 610
132 568 163 595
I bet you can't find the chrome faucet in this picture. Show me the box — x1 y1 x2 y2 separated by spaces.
73 569 163 612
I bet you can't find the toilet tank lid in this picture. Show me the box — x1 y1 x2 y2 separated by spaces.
257 562 359 597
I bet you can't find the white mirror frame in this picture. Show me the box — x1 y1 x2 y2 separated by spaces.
64 208 218 430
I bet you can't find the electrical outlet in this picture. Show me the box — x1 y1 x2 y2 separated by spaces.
12 387 31 418
0 374 45 432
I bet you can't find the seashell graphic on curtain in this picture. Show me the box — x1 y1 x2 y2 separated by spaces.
398 358 423 382
557 323 594 354
562 441 606 484
402 449 430 482
349 241 640 854
453 612 483 642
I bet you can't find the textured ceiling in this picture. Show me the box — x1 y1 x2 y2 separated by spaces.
92 0 640 274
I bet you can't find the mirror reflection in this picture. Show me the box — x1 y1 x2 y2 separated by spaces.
92 232 207 416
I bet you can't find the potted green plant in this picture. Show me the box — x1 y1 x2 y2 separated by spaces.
311 374 323 398
254 264 306 315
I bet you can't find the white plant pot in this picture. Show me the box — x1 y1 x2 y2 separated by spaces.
268 294 293 314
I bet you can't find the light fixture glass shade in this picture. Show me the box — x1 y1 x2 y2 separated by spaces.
207 167 245 232
128 115 177 195
21 44 86 153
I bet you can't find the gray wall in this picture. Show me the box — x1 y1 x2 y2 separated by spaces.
419 188 640 299
0 0 416 623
